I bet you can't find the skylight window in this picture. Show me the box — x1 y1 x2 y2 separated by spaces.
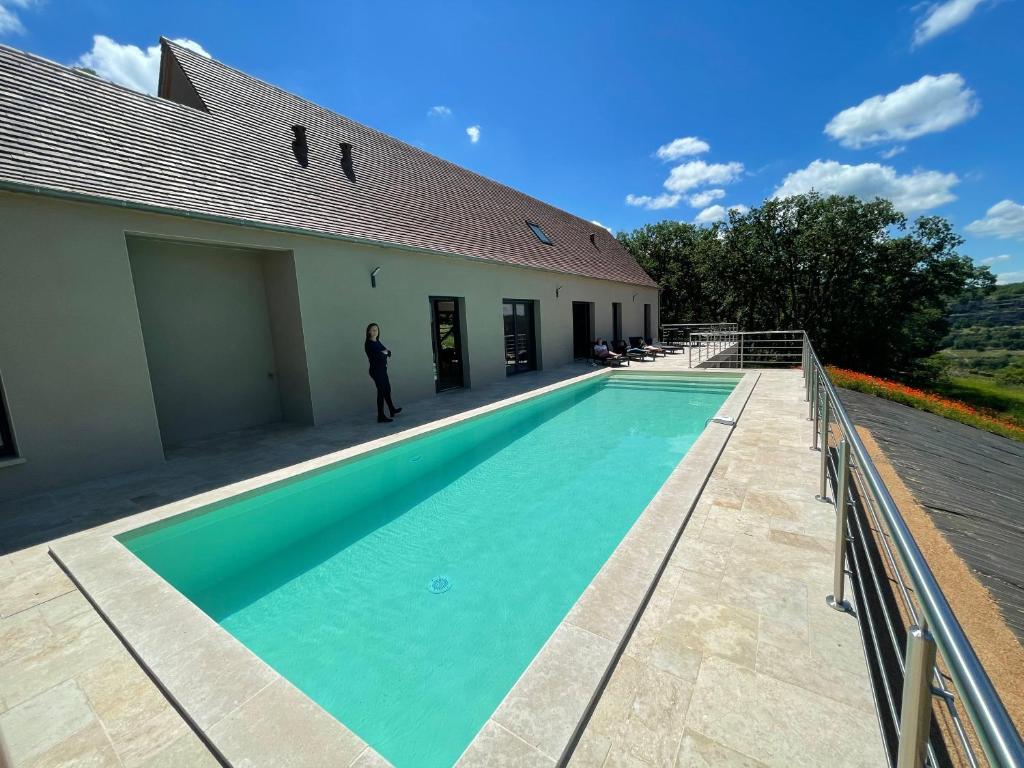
527 221 553 245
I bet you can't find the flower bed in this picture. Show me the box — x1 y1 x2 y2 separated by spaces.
827 366 1024 443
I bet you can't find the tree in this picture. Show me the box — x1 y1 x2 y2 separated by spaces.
618 192 994 375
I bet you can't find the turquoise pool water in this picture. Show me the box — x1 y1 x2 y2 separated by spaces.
120 373 737 767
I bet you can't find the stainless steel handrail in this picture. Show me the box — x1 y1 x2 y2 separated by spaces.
689 329 804 368
802 332 1023 768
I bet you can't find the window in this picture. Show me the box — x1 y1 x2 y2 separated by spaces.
644 303 652 341
503 300 537 375
527 221 553 245
612 302 622 342
0 375 16 459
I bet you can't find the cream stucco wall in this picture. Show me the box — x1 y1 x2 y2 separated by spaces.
0 191 658 502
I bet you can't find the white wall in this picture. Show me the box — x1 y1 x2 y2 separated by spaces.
0 191 658 501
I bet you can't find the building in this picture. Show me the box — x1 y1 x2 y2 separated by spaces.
0 39 658 502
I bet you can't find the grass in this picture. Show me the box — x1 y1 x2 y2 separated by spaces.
827 367 1024 443
933 375 1024 426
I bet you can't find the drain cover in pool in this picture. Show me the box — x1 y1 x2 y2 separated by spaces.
428 576 451 594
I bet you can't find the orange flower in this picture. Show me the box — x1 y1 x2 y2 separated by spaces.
825 366 1024 442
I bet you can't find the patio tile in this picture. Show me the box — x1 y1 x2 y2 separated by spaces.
0 606 123 710
674 728 768 767
78 653 190 768
348 747 395 767
0 608 52 667
618 665 693 767
684 656 883 768
492 622 614 760
207 678 367 768
134 730 221 768
0 679 96 766
456 720 555 768
655 597 759 673
0 560 74 617
145 625 277 732
21 720 122 768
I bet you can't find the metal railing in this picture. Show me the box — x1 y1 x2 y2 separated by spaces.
801 333 1023 768
660 322 737 346
688 329 804 369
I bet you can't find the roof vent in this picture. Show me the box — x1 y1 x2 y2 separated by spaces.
340 142 356 182
589 232 598 248
291 125 309 168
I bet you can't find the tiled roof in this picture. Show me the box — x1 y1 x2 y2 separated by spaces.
0 40 656 287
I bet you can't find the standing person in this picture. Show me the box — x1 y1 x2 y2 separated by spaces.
364 323 402 423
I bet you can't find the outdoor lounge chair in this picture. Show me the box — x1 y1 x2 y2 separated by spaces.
647 336 682 354
592 341 628 367
630 336 665 358
615 339 651 362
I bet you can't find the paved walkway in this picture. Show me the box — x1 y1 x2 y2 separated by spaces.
569 369 885 767
0 361 884 767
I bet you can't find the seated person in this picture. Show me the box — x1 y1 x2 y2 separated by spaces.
593 338 620 360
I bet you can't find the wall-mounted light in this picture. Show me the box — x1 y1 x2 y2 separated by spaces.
370 267 381 288
555 285 563 298
632 293 638 302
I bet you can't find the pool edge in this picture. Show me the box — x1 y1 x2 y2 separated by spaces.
454 369 760 766
49 367 755 768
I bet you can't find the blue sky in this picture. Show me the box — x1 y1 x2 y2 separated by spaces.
2 0 1022 282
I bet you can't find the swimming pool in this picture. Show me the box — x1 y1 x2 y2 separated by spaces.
118 372 737 767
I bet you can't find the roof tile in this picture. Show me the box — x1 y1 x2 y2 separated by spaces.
0 40 655 287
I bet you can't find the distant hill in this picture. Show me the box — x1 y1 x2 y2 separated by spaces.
944 282 1024 351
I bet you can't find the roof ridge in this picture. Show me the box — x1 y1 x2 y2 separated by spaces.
161 38 611 235
1 39 655 286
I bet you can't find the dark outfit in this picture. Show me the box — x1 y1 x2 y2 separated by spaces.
365 339 398 420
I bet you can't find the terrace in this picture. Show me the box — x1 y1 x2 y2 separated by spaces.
0 339 1021 768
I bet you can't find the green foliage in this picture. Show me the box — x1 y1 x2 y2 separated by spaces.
942 281 1024 350
618 192 995 374
933 376 1024 427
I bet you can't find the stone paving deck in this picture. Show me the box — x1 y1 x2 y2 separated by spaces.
569 367 885 768
0 358 885 767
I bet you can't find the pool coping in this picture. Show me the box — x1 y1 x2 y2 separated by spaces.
49 367 758 768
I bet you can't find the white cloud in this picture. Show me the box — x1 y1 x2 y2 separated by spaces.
0 0 37 35
428 105 451 117
694 204 748 225
75 35 210 95
996 270 1024 285
663 161 744 193
978 254 1011 264
655 136 710 161
773 159 958 213
914 0 987 46
625 193 682 210
590 220 614 234
687 188 726 208
466 125 481 143
825 74 979 149
966 200 1024 240
880 145 906 159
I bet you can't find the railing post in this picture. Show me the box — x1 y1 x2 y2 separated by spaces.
827 439 850 611
739 334 744 369
816 392 830 500
896 625 938 768
812 372 820 443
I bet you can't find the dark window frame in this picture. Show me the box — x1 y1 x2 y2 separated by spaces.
612 302 623 342
0 374 17 459
526 221 553 246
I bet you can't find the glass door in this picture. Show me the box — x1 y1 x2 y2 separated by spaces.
430 297 464 391
502 300 536 375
